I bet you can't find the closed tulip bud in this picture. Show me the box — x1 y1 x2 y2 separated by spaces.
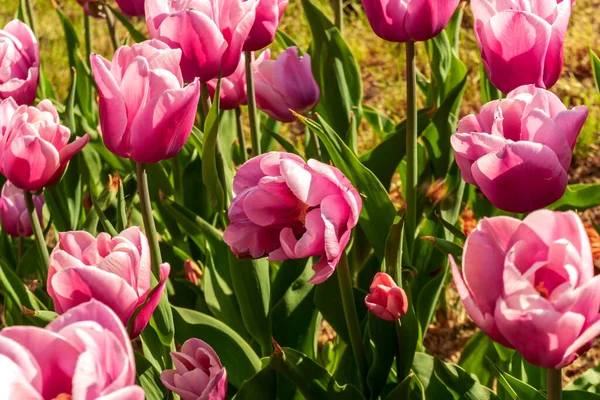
206 53 248 110
184 259 202 286
472 0 571 93
90 40 201 163
362 0 460 43
452 210 600 369
0 300 144 399
75 0 106 18
243 0 288 51
161 339 227 400
145 0 257 83
0 180 43 237
451 85 588 213
224 152 361 284
254 47 320 123
365 273 408 321
115 0 145 17
47 227 171 338
0 99 89 192
0 20 40 105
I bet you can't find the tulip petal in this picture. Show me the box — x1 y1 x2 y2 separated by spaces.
451 132 506 185
129 263 171 338
96 386 146 400
3 135 60 191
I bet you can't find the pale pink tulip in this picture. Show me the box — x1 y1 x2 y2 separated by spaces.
472 0 571 93
91 40 200 163
0 299 144 399
0 180 43 237
161 338 227 400
224 152 362 284
0 99 89 192
206 52 248 110
452 210 600 369
145 0 257 83
254 47 320 122
365 272 408 321
47 227 171 338
243 0 288 51
361 0 460 43
451 85 588 213
0 20 40 105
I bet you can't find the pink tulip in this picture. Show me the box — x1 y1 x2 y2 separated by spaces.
0 99 89 192
365 272 408 321
452 210 600 369
0 299 144 399
161 338 227 400
184 259 202 286
254 47 320 122
206 52 248 110
0 180 43 237
145 0 257 83
472 0 571 93
115 0 145 17
90 40 200 163
0 20 40 105
451 85 587 213
47 226 171 338
361 0 460 43
224 152 362 284
243 0 288 51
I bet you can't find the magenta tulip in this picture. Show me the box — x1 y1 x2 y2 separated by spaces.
47 227 171 338
0 99 89 192
75 0 106 18
145 0 257 83
254 47 320 122
115 0 145 17
365 272 408 321
243 0 288 51
0 300 143 399
451 210 600 369
206 52 248 110
0 20 40 105
472 0 571 93
161 338 227 400
224 152 361 284
90 40 200 163
0 180 43 237
451 85 588 213
361 0 460 43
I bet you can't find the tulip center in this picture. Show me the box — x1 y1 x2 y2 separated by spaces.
532 265 570 298
52 394 72 400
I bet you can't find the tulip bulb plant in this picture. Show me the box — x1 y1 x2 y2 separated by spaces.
0 1 599 399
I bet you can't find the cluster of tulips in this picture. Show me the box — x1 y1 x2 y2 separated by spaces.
0 0 597 398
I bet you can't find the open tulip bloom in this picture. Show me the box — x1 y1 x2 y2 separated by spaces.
0 180 44 237
451 210 600 369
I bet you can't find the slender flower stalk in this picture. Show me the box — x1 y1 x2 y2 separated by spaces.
24 0 36 34
245 50 261 157
105 6 119 51
24 191 49 271
547 369 562 400
200 83 212 120
235 106 247 163
405 41 417 254
333 0 343 33
337 254 368 392
136 163 162 274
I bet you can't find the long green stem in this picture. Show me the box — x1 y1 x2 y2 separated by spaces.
105 7 119 51
235 107 247 163
337 254 368 393
333 0 343 33
24 0 36 34
136 163 162 274
24 191 49 272
405 41 418 255
200 83 211 123
547 369 562 400
245 51 261 157
84 13 92 60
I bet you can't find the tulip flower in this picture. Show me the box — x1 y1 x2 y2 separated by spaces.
472 0 571 93
224 152 362 284
206 53 248 110
90 40 200 163
76 0 106 18
0 180 43 237
254 47 320 123
0 99 89 192
161 338 227 400
243 0 288 51
115 0 145 17
0 20 40 105
365 272 408 321
184 259 202 286
361 0 460 43
145 0 257 83
452 210 600 369
47 227 171 338
0 299 144 399
451 85 588 213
